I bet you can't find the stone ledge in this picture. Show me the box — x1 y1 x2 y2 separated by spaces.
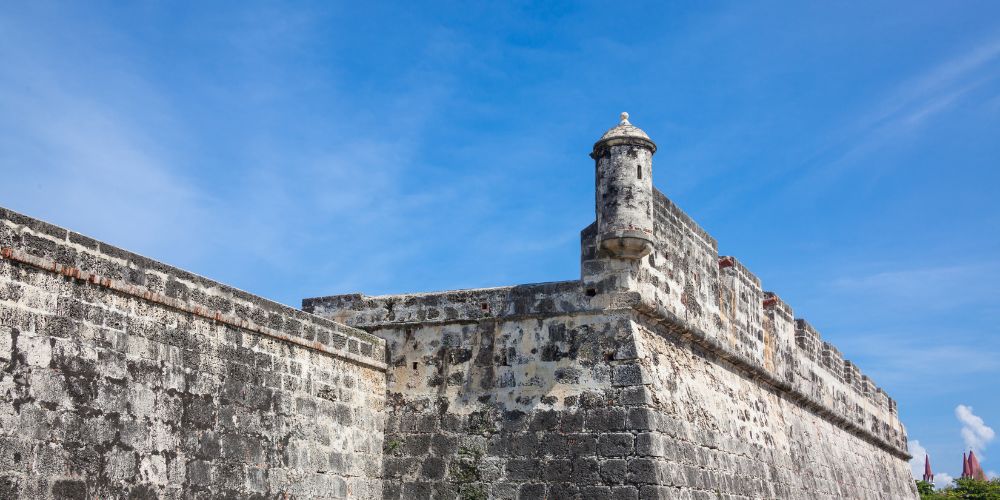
632 299 910 460
0 206 382 348
0 245 386 372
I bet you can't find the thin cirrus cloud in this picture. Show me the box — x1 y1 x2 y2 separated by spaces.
0 66 215 264
787 37 1000 192
831 262 1000 310
835 335 998 391
861 38 1000 131
826 264 999 390
688 34 1000 219
0 3 516 303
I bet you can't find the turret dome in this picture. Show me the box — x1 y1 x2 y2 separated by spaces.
592 112 657 156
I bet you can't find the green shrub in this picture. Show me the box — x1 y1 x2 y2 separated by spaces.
917 478 1000 499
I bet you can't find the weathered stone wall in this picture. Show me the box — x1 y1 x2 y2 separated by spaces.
0 207 387 499
581 189 909 455
631 318 916 498
305 284 651 499
306 187 917 499
0 126 916 498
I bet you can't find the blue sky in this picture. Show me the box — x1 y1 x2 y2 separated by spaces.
2 1 998 483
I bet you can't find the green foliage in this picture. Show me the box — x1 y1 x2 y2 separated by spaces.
917 478 1000 499
459 484 487 500
450 446 484 484
918 480 937 495
466 408 498 436
953 477 1000 499
383 439 402 455
449 459 480 483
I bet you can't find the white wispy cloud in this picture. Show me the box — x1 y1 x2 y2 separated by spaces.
0 5 226 267
909 440 930 478
831 262 1000 311
790 36 1000 190
0 73 216 267
0 4 492 303
820 260 1000 393
909 440 961 489
832 334 1000 391
909 440 954 489
857 39 1000 132
956 404 996 457
934 472 955 490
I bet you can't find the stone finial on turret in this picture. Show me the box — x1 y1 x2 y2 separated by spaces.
594 112 656 148
591 112 657 259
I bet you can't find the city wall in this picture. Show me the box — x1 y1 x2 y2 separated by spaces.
0 207 387 499
0 111 919 500
305 188 916 499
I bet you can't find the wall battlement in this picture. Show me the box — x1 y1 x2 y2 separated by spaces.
581 187 908 456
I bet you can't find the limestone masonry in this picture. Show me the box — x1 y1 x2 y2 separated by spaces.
0 113 917 499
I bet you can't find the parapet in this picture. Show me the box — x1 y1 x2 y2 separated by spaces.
308 184 910 459
0 206 385 370
602 188 908 457
304 280 591 328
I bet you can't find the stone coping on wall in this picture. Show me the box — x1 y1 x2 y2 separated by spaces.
632 296 911 460
0 206 386 371
647 188 907 455
303 280 600 328
717 255 903 435
653 188 717 252
307 280 909 460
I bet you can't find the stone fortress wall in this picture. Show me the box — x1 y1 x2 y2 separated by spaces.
616 189 908 456
0 207 387 499
0 112 918 499
305 114 917 499
304 193 915 498
306 282 634 499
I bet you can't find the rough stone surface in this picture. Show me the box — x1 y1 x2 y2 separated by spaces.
0 207 386 499
1 113 917 499
593 113 657 259
305 115 917 499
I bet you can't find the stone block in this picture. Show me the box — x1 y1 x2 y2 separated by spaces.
585 407 627 431
542 459 573 482
612 364 645 386
599 433 636 457
627 458 660 485
572 457 601 484
517 483 546 500
611 485 640 500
